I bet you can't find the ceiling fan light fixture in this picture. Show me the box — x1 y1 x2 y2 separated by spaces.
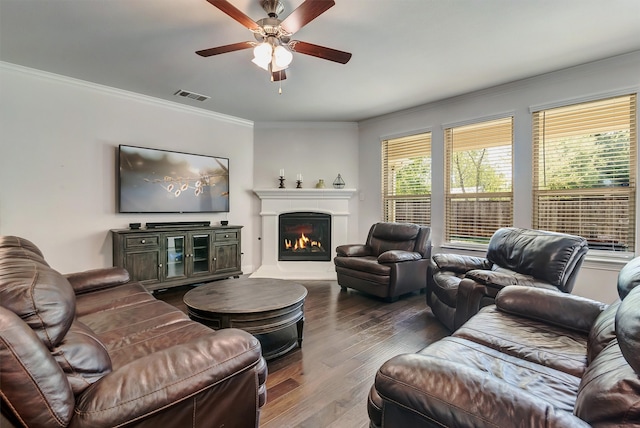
274 45 293 68
253 42 273 62
251 56 271 71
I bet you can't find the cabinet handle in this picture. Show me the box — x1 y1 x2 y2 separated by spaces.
225 234 229 238
213 257 217 261
158 264 163 268
141 239 146 244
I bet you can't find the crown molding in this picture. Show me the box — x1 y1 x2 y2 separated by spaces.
254 121 358 130
0 61 254 128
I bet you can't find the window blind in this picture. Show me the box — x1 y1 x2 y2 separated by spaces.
381 132 431 225
445 117 513 243
533 94 637 252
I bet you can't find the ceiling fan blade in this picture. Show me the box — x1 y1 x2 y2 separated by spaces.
280 0 335 34
206 0 261 31
196 41 254 57
289 40 352 64
272 69 287 82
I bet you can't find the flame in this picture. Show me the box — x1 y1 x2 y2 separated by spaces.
284 232 324 251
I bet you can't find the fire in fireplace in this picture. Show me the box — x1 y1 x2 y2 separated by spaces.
279 212 331 261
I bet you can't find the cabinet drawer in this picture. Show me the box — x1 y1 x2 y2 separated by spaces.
215 231 238 241
125 235 160 248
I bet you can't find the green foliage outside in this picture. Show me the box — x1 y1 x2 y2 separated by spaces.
541 131 631 190
394 157 431 195
450 148 510 193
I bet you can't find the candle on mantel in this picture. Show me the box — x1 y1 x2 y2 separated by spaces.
279 169 285 178
297 173 303 182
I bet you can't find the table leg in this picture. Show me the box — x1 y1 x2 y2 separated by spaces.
296 316 305 348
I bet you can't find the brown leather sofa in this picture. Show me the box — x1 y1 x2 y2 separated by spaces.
0 236 267 428
369 256 640 427
428 227 588 331
334 222 431 301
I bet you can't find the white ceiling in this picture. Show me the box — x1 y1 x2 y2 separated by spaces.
1 0 639 123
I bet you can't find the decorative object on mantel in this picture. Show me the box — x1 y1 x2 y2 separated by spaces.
315 179 325 189
279 168 285 188
296 173 303 189
333 174 345 189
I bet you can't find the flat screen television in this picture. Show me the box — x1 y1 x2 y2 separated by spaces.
118 145 229 213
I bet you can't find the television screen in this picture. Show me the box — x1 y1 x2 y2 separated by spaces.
118 145 229 213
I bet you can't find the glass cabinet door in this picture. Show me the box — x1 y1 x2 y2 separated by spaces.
166 236 185 278
191 234 211 274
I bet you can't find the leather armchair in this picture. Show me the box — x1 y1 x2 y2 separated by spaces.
427 227 588 331
334 222 431 301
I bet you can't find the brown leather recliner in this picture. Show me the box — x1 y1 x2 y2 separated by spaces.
427 227 588 331
0 236 267 428
369 256 640 427
334 222 431 301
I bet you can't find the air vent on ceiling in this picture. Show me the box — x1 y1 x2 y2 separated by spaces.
174 89 210 102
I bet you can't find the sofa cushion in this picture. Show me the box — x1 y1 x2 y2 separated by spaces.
0 307 74 427
587 302 618 364
486 227 587 290
616 255 640 300
466 268 543 288
0 236 49 265
333 255 391 276
51 319 112 394
616 285 640 373
368 223 420 255
574 341 640 425
455 306 589 377
0 257 75 348
74 281 156 317
377 250 422 264
417 336 582 412
371 222 420 241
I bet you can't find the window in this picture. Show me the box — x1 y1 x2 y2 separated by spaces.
533 94 637 253
445 117 513 244
381 132 431 225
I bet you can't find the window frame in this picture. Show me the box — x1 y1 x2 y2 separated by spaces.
531 93 637 257
443 115 514 245
381 132 432 225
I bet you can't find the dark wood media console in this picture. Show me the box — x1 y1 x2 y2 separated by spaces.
112 225 242 291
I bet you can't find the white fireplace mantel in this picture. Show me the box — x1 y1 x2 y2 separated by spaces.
251 188 356 280
253 188 356 201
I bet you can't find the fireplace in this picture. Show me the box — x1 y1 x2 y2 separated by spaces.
279 212 331 261
251 188 356 280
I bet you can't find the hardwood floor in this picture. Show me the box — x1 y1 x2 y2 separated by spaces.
155 280 450 428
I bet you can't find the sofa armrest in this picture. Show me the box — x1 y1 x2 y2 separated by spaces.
65 267 130 295
375 354 591 428
378 250 422 264
336 244 373 257
432 253 492 274
73 329 264 427
496 285 607 333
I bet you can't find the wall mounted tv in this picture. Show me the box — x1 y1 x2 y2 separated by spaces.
118 145 229 213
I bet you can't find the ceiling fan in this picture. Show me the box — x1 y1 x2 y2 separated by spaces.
196 0 352 83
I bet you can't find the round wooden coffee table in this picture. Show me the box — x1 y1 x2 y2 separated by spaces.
183 277 307 360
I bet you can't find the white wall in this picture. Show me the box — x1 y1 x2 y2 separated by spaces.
0 63 255 274
357 51 640 303
252 122 360 268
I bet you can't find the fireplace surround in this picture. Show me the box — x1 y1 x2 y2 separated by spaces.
251 188 356 280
